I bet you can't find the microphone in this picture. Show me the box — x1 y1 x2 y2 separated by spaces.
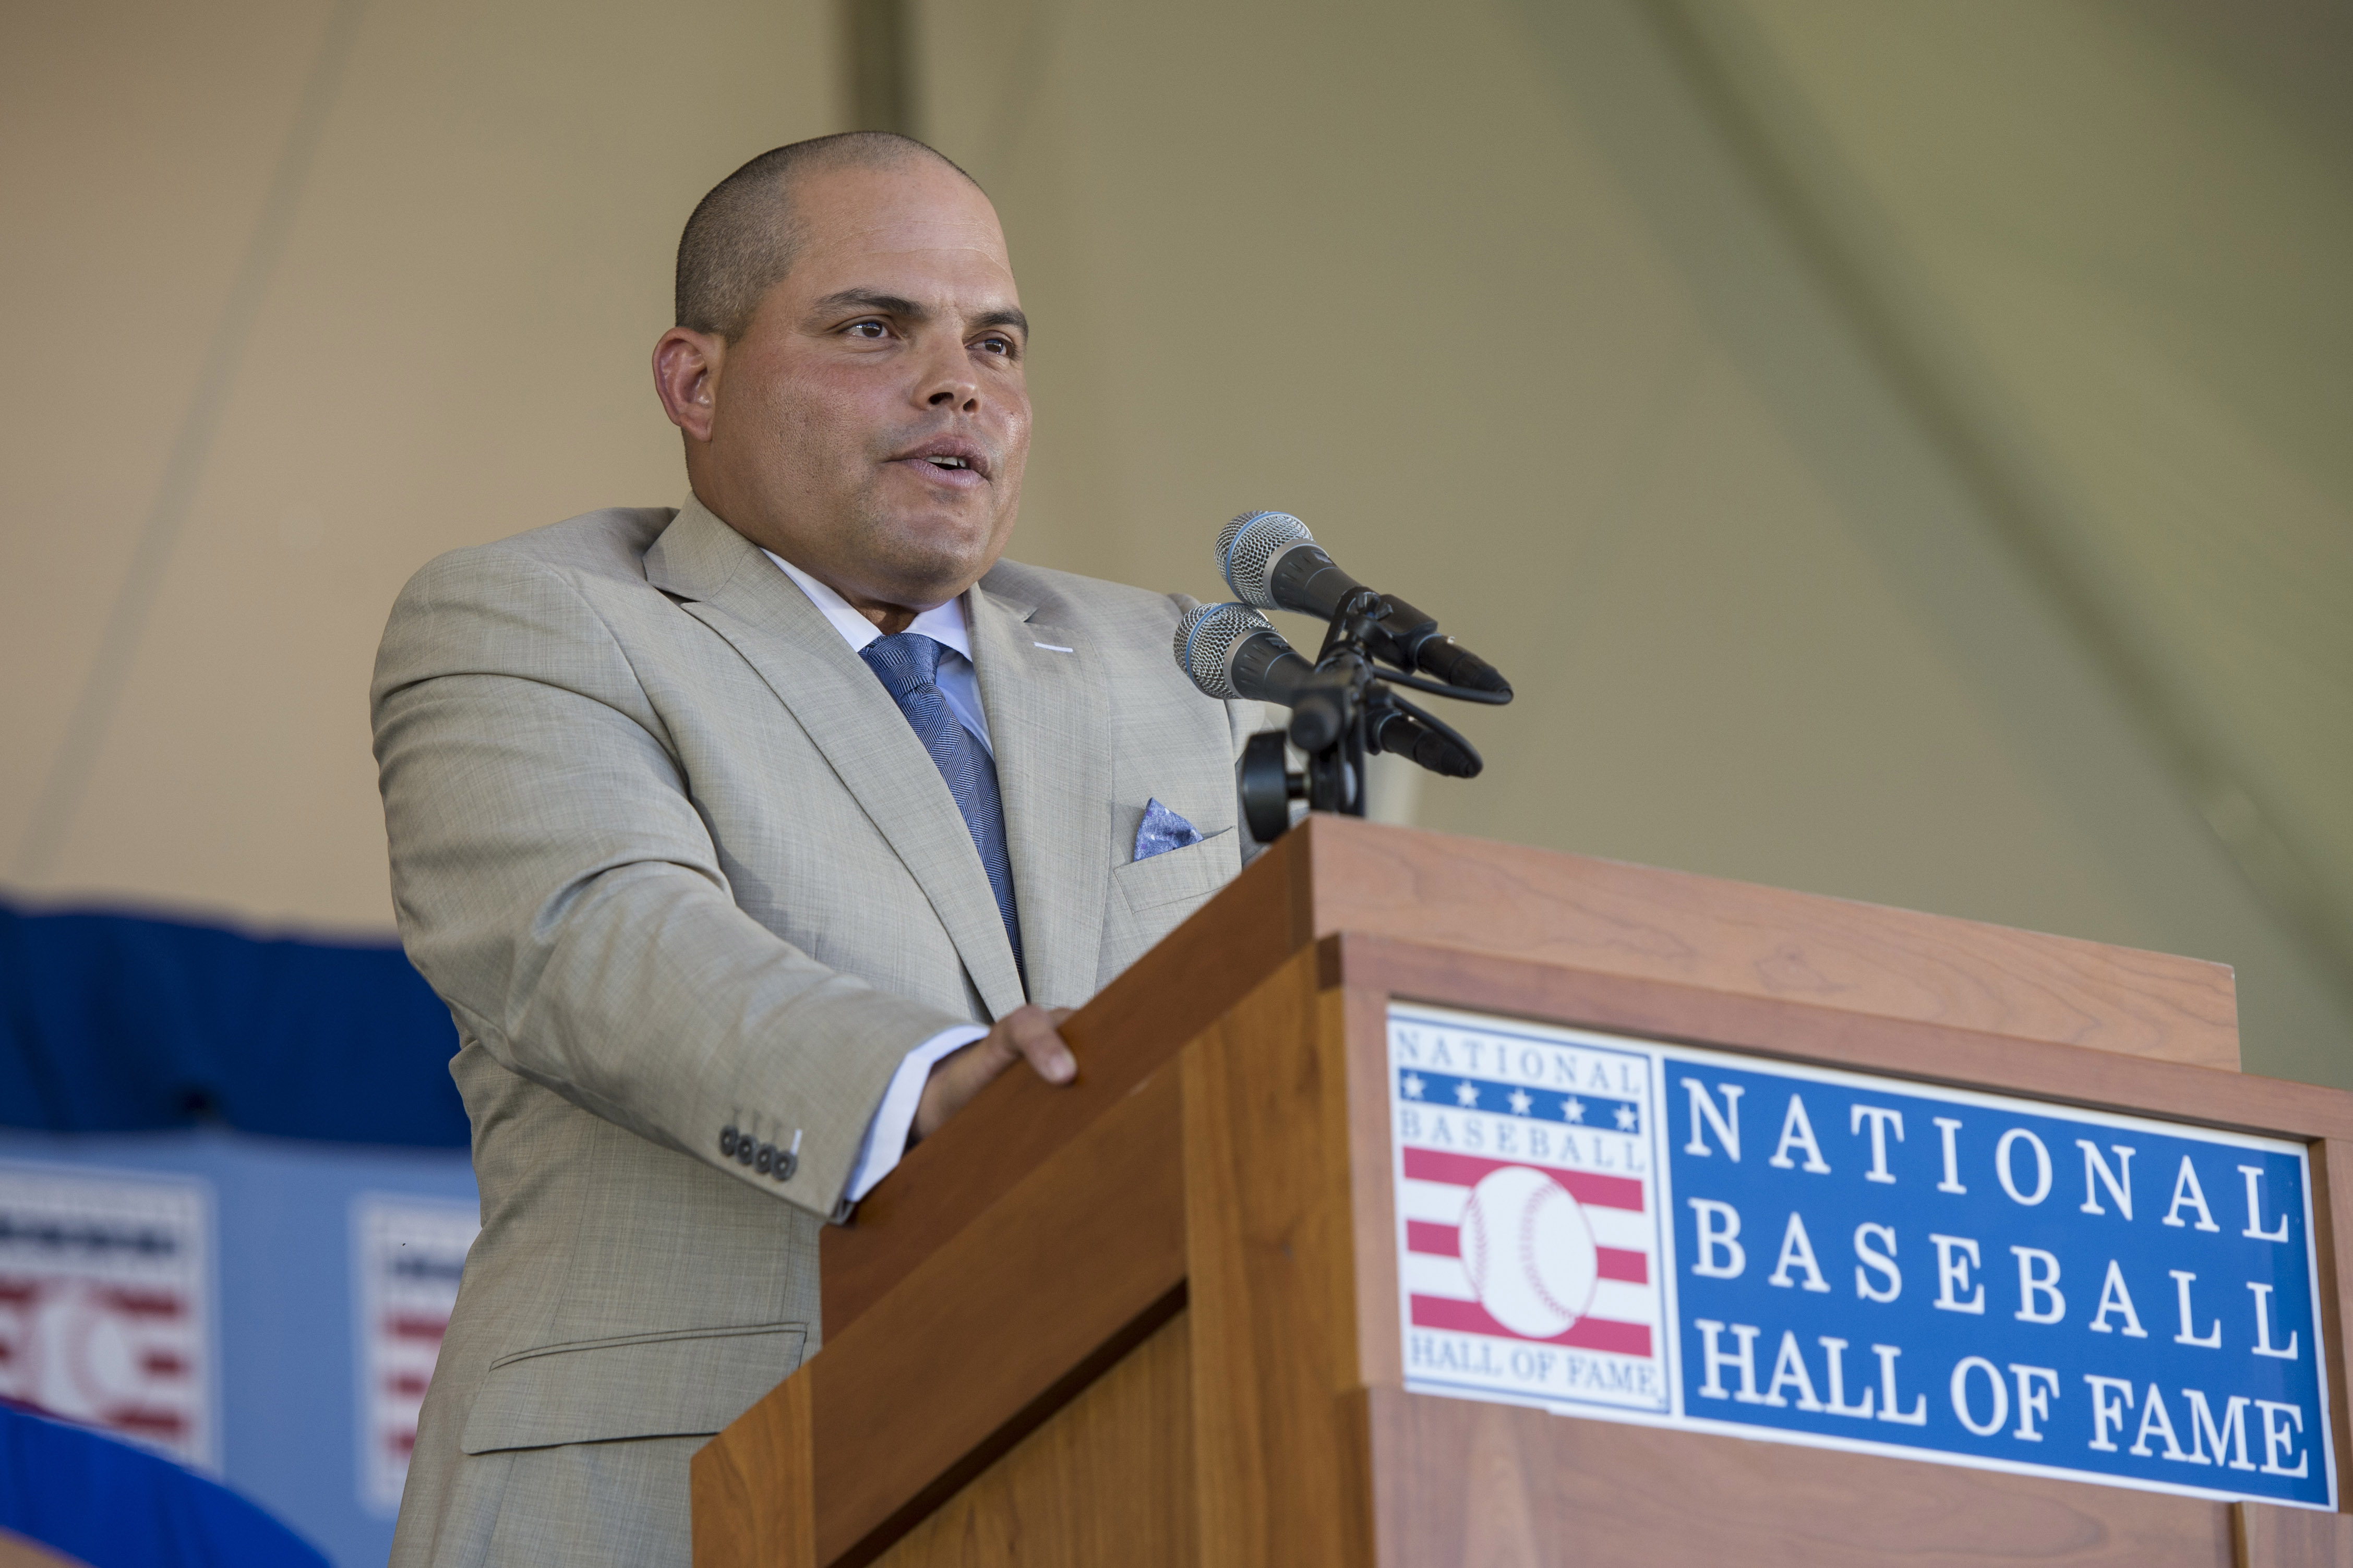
1174 602 1481 775
1173 601 1337 747
1214 511 1511 696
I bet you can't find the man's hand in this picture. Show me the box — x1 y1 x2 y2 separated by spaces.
912 1004 1076 1142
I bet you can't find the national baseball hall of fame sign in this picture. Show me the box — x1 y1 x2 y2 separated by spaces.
1387 1004 2336 1510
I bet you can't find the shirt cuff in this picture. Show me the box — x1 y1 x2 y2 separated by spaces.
844 1023 992 1203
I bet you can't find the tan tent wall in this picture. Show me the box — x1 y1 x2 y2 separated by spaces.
4 0 2347 1088
1 0 842 928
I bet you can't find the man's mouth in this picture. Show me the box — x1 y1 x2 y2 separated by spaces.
893 436 992 484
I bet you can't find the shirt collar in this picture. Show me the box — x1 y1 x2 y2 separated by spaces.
761 548 973 663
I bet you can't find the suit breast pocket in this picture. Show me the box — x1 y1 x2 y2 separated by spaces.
1111 829 1240 916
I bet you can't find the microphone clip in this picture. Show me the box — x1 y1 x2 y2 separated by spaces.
1245 588 1494 841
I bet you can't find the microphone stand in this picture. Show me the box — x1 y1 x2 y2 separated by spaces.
1236 588 1507 842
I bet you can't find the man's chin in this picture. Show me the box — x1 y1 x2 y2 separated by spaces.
855 510 1010 600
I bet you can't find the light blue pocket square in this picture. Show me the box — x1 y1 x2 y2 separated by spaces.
1134 798 1206 861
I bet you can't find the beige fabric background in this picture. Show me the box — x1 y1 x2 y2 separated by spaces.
4 0 2347 1088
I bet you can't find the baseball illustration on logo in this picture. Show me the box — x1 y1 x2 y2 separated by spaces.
1457 1165 1600 1340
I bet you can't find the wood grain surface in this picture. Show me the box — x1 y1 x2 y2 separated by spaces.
1364 1385 2238 1566
2314 1141 2353 1510
813 1064 1187 1565
2235 1502 2353 1566
691 1355 814 1568
1342 985 1405 1392
1304 817 2239 1070
871 1310 1196 1568
1183 951 1374 1568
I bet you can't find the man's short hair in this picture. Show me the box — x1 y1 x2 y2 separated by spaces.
675 132 979 340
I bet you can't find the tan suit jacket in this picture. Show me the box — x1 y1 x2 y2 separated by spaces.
371 499 1252 1563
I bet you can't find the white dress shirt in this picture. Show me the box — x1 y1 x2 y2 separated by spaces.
761 549 995 1203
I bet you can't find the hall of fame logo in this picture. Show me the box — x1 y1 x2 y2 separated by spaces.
0 1161 216 1469
1389 1005 1668 1414
354 1195 478 1515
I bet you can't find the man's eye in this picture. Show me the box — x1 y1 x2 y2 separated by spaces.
847 320 889 339
977 334 1015 356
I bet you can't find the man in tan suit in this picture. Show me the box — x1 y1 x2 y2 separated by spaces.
371 133 1253 1565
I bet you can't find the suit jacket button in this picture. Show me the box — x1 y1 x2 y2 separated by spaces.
736 1138 754 1166
755 1142 775 1175
774 1152 797 1181
719 1127 738 1157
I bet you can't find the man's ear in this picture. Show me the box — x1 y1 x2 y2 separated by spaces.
653 327 724 443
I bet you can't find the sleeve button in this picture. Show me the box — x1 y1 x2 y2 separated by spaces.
719 1127 738 1158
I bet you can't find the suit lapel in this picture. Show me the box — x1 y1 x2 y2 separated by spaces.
645 499 1027 1019
968 573 1111 1011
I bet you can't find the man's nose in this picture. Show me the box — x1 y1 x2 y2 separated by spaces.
916 340 981 412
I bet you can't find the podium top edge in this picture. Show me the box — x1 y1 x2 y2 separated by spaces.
1275 817 2237 1074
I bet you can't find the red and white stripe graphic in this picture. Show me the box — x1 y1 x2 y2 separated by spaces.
1399 1147 1658 1357
0 1164 214 1469
356 1197 478 1515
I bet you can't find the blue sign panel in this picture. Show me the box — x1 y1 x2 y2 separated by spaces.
1387 1005 2336 1510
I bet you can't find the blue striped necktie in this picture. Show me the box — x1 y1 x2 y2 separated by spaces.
859 632 1025 977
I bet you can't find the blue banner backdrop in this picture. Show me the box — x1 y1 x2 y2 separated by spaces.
0 901 465 1147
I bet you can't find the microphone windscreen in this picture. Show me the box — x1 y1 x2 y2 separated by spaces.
1215 511 1313 608
1173 600 1276 699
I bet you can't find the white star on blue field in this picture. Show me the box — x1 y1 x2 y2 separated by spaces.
1394 1068 1640 1135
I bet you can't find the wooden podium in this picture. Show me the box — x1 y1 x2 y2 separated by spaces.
692 817 2353 1567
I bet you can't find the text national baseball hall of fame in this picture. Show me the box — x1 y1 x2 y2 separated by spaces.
1386 1004 2336 1510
